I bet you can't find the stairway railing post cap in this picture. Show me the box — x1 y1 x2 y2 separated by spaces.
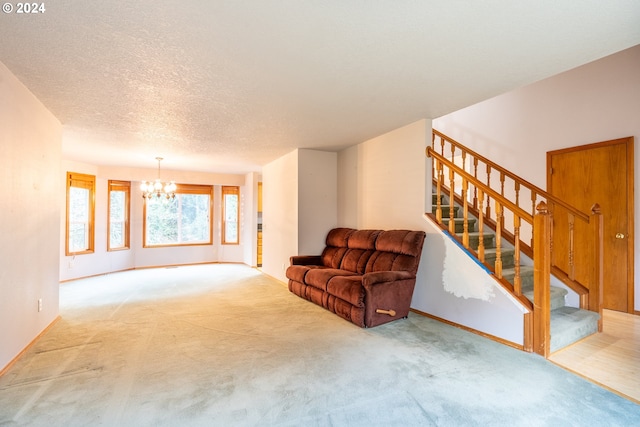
535 201 549 214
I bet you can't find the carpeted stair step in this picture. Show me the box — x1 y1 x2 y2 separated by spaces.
445 217 477 233
483 247 516 269
521 281 568 311
432 194 446 205
550 307 600 353
502 265 534 289
432 205 460 218
464 231 496 250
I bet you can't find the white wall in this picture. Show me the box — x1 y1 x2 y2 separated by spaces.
338 119 429 231
59 162 250 281
434 44 640 311
0 62 62 371
262 150 299 282
262 149 338 283
420 221 526 345
298 150 338 255
337 145 359 228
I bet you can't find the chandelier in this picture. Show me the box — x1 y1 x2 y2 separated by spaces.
140 157 177 199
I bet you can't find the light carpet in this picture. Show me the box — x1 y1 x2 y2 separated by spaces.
0 264 638 426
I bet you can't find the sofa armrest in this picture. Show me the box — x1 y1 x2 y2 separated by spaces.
290 255 323 266
362 270 417 328
362 270 414 287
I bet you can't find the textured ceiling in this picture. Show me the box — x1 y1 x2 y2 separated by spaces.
1 1 639 173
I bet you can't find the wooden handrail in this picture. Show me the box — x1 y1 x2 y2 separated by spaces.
431 129 591 223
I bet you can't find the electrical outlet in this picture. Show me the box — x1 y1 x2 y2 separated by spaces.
68 260 74 269
38 298 42 312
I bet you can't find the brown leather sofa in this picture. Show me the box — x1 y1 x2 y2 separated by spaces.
286 227 426 327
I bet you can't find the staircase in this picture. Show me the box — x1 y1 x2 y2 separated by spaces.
432 193 600 353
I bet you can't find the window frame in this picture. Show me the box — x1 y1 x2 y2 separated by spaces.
221 186 240 245
107 180 131 251
142 183 214 248
65 172 96 256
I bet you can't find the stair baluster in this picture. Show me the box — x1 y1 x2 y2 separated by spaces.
486 164 492 219
472 158 479 209
530 192 537 248
477 189 486 262
513 216 522 295
494 201 503 278
462 179 469 248
449 165 456 235
568 213 575 281
435 160 442 222
499 172 506 231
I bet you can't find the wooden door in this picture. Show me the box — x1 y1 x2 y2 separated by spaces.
547 137 634 313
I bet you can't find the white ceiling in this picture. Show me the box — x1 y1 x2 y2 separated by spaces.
1 1 639 173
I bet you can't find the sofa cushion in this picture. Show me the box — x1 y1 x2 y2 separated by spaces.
376 230 424 257
326 276 365 307
340 249 375 274
286 265 309 282
285 264 325 283
325 227 354 247
364 230 425 274
319 228 356 268
366 251 419 274
336 229 380 273
347 229 380 250
305 268 357 291
320 246 349 269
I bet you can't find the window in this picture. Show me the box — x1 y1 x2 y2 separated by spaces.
66 172 95 255
143 184 213 247
108 180 130 251
222 186 240 244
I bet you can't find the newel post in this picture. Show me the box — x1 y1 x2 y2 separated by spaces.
590 203 604 332
533 202 551 357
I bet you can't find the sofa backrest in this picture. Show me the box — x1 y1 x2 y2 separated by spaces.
340 229 380 274
367 229 425 275
320 228 353 268
320 228 425 275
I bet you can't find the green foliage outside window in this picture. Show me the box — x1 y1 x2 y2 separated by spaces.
68 186 90 252
145 193 211 246
224 194 238 243
109 191 126 248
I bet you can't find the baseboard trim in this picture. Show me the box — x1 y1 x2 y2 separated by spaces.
60 262 248 283
0 315 61 377
59 267 136 283
410 308 524 351
134 261 226 271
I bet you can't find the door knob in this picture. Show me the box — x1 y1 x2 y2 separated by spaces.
615 233 625 239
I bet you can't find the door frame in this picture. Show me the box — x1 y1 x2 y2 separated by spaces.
546 137 635 314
